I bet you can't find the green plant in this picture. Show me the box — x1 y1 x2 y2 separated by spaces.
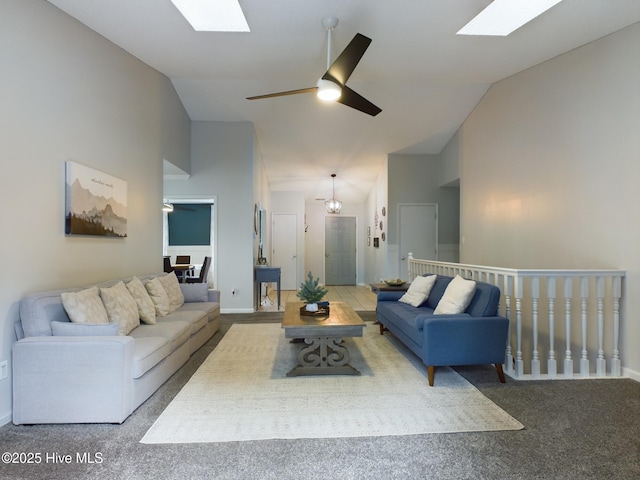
296 272 328 304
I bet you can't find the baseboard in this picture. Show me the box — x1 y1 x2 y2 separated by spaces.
622 366 640 382
0 410 12 427
221 308 257 314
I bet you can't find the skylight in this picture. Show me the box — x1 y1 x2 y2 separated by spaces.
457 0 563 36
170 0 250 32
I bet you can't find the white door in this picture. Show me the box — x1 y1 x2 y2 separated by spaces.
399 204 438 280
272 213 298 290
325 216 356 285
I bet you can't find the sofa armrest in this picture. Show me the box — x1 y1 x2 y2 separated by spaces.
12 336 135 424
421 316 509 367
208 289 220 303
377 291 405 302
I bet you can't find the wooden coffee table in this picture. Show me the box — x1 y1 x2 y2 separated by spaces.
281 301 366 377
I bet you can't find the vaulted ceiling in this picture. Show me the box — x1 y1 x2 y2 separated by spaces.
47 0 640 203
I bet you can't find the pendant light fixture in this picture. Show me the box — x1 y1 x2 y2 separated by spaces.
325 173 342 214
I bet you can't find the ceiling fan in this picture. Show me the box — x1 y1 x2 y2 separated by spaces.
246 17 381 117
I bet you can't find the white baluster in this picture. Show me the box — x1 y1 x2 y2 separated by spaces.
611 276 621 376
515 276 524 377
547 277 557 378
596 276 606 376
503 275 514 375
564 277 574 378
580 277 590 377
531 276 540 378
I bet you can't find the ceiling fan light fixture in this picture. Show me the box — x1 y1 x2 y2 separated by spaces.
316 78 342 102
325 174 342 214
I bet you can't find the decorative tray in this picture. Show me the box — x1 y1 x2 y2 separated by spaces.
384 279 406 287
300 305 330 317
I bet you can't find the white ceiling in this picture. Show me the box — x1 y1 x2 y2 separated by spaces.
47 0 640 203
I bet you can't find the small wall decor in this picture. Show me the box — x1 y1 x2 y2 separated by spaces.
382 206 386 216
381 232 386 241
367 237 371 246
379 220 383 231
373 237 379 248
65 161 127 237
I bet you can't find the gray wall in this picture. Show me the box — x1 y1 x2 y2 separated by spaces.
164 122 257 313
456 22 640 379
0 1 191 424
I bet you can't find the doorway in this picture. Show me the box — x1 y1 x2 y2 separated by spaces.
163 196 216 287
272 213 298 290
398 204 438 279
325 216 356 285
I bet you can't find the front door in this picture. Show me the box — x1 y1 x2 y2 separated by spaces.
325 216 356 285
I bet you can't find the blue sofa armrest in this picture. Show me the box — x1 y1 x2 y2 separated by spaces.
421 316 509 367
377 291 405 302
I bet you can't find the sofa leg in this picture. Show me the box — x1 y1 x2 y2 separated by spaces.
427 366 435 386
379 323 384 335
495 364 506 383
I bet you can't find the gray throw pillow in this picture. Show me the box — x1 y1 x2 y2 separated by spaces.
51 321 119 336
180 283 209 303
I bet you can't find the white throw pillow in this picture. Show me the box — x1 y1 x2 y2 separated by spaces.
100 281 140 335
61 286 109 324
434 275 477 314
399 275 437 307
126 276 157 325
145 277 171 317
157 272 185 312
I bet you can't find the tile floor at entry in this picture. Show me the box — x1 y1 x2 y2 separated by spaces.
257 285 377 312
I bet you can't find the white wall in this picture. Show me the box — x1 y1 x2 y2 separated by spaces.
164 122 256 313
0 1 191 425
387 154 461 277
457 23 640 379
364 161 389 284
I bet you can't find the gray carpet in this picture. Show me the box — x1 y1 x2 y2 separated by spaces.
1 311 639 480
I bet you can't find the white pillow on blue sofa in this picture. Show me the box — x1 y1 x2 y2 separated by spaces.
434 275 476 314
399 275 437 307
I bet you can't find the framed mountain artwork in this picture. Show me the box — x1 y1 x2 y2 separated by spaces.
65 161 127 237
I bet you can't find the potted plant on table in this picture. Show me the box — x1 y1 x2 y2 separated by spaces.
297 271 329 314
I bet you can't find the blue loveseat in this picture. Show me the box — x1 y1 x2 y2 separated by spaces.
376 275 509 386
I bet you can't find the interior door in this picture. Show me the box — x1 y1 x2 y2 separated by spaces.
399 204 438 279
272 213 298 290
325 216 356 285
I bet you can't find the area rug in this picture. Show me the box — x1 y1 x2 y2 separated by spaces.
141 323 523 444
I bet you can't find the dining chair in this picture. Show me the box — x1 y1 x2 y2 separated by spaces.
186 256 211 284
163 256 173 273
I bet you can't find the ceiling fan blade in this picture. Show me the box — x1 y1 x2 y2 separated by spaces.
337 85 382 117
247 87 317 100
322 33 372 86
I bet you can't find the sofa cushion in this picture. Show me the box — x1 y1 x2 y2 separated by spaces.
158 272 184 312
377 301 430 347
159 309 207 336
178 302 220 322
145 277 171 317
129 321 191 353
100 281 140 335
434 275 477 314
399 275 437 307
126 276 157 325
51 321 119 336
180 283 209 303
131 336 171 379
60 287 109 325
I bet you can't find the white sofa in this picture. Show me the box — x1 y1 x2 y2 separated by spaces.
12 273 220 425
